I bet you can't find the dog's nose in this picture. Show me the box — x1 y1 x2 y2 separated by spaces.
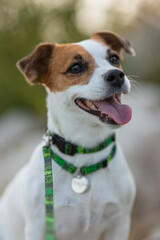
104 69 125 87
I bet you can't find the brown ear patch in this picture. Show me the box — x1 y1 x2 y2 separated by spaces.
91 31 135 56
17 43 95 92
17 43 54 85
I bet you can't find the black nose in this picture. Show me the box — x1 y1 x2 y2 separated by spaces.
104 69 125 87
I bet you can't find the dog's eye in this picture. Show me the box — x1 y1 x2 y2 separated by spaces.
67 63 84 74
109 54 120 65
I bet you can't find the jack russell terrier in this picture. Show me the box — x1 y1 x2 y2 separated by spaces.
0 31 136 240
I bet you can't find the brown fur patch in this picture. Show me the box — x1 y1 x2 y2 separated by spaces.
17 43 54 85
91 31 135 56
17 43 95 92
91 31 135 69
45 43 95 91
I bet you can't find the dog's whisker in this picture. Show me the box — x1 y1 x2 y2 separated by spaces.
127 75 142 90
127 75 140 79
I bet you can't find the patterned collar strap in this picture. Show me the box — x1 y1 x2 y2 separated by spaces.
43 142 116 240
45 131 115 156
43 147 55 240
47 144 116 176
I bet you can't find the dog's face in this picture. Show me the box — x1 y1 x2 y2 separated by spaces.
17 31 135 128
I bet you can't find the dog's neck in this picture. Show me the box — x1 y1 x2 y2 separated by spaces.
47 93 115 148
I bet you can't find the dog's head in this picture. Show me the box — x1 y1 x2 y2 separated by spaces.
17 31 135 129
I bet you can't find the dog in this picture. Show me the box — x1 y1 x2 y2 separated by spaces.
0 31 136 240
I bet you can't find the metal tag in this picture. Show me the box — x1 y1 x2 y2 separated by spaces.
71 176 89 194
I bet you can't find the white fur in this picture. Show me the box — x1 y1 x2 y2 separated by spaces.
0 39 136 240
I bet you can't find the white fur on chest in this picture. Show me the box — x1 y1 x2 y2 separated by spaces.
0 139 136 240
53 144 135 239
24 140 135 240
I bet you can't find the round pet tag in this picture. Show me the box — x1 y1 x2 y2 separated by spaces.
71 176 89 194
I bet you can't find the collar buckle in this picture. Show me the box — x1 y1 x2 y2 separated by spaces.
52 134 76 156
46 129 115 156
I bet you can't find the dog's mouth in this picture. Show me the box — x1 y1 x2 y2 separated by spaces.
75 93 132 125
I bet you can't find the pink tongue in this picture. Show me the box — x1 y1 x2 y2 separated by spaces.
93 97 132 125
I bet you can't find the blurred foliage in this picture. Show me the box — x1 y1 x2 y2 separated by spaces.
0 0 159 115
0 0 86 115
0 0 44 114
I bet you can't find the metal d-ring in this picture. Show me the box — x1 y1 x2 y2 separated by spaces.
43 131 52 147
74 167 82 179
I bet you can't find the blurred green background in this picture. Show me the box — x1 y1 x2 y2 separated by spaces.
0 0 160 115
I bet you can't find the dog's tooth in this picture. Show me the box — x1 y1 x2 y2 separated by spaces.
85 100 91 107
85 100 99 111
90 104 98 111
85 100 91 108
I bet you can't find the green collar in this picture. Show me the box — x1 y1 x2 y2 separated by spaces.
44 131 115 155
43 133 116 240
43 144 116 177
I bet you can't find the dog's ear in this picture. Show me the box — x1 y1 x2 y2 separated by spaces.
91 31 135 56
17 43 54 85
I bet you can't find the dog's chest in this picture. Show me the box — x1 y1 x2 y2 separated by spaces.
54 175 118 240
52 147 135 240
